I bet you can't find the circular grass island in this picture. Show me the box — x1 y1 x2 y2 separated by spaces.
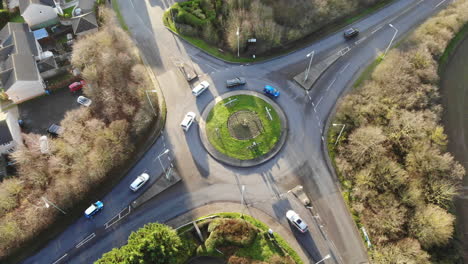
200 92 287 167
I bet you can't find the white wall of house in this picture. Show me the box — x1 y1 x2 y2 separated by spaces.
0 107 21 155
5 80 45 103
22 3 57 28
0 141 16 154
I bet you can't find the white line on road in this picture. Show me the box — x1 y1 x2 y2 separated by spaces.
339 63 350 74
435 0 447 8
75 233 96 249
322 136 325 141
354 36 367 45
311 102 315 107
371 25 384 34
52 254 68 264
316 96 324 108
204 63 218 71
326 78 336 91
338 46 351 56
313 107 317 113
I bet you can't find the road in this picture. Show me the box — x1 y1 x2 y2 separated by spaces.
22 0 454 263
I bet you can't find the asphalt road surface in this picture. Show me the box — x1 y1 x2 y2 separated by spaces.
22 0 455 263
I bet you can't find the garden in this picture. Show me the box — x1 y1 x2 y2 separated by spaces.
205 95 281 160
96 212 302 264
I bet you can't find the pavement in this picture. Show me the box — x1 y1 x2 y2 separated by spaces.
20 0 457 263
198 90 288 167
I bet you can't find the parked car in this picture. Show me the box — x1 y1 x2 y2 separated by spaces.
77 96 92 107
286 210 308 233
69 80 86 93
181 112 196 131
344 28 359 39
84 201 104 218
226 77 246 88
130 173 150 192
263 85 280 97
47 124 63 136
192 81 210 97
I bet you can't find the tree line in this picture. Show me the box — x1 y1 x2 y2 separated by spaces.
331 1 468 262
0 8 159 260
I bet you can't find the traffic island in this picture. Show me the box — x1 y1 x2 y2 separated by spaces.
199 91 288 167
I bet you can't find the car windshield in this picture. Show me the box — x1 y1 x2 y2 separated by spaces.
345 29 354 34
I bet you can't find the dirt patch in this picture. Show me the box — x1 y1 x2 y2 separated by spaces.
227 110 263 140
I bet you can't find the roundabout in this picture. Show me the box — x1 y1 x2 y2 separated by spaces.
199 91 288 167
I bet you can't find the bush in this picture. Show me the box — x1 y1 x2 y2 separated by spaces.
331 0 468 262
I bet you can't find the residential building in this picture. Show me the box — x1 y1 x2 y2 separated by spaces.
19 0 63 29
0 23 46 103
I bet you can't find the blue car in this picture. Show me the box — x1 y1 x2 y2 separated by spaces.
84 201 104 218
263 85 280 97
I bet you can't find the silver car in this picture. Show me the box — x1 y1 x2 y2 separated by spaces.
286 210 308 233
130 173 150 192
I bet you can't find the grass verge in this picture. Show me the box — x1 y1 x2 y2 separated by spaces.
205 95 282 160
9 12 24 23
111 0 128 31
439 22 468 72
199 212 303 264
163 0 395 63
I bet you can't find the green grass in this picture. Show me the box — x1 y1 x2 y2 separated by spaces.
111 0 129 31
205 95 282 160
439 22 468 72
62 6 75 17
200 213 303 264
353 56 383 88
9 13 24 23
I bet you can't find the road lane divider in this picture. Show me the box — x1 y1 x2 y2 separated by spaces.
75 233 96 249
51 253 68 264
105 205 132 229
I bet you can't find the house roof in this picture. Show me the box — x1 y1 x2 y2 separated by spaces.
0 119 12 145
71 12 98 35
37 55 56 72
19 0 56 15
0 23 40 91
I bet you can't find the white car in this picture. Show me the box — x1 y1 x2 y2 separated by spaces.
181 112 196 131
129 173 150 192
77 96 92 107
84 201 103 218
192 81 209 96
286 210 308 233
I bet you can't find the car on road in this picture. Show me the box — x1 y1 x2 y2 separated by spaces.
192 81 210 96
77 96 92 107
69 80 86 93
226 77 246 88
47 124 63 136
344 28 359 39
286 210 308 233
263 85 280 97
130 173 150 192
181 112 196 131
84 201 104 218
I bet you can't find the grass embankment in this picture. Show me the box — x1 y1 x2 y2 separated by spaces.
327 0 468 262
163 0 394 63
205 95 281 160
439 22 468 71
111 0 128 31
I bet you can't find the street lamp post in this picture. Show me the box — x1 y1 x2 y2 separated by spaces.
332 123 346 146
236 27 240 57
240 185 245 218
304 50 315 82
42 196 66 215
315 254 331 264
145 90 158 118
383 24 398 58
157 149 171 180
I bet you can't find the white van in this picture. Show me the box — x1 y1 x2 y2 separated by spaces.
192 81 210 96
181 112 196 131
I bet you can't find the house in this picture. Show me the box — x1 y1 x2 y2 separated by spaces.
0 23 47 103
19 0 63 29
71 12 98 36
0 109 21 154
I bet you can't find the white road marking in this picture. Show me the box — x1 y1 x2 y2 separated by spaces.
75 233 96 248
339 63 350 74
326 78 336 91
311 102 315 107
105 206 132 229
204 63 218 71
316 96 324 107
435 0 447 8
313 107 317 113
371 25 384 34
354 36 367 45
321 136 325 141
52 254 68 264
339 46 351 56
